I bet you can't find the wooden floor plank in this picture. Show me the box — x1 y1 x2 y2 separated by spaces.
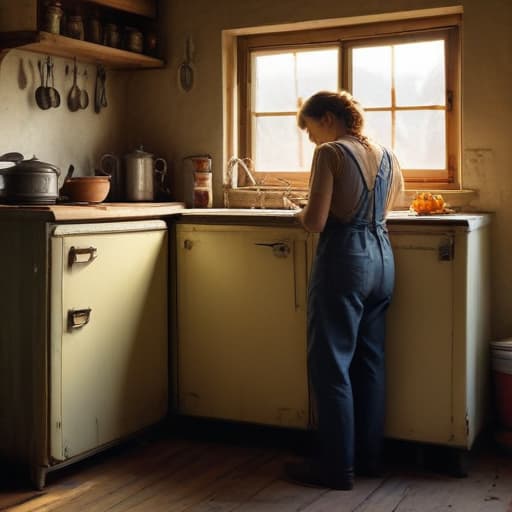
114 443 280 512
48 441 199 512
182 452 286 512
54 440 209 512
1 428 511 512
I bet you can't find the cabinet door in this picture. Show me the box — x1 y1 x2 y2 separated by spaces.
385 230 454 444
50 223 168 461
176 225 309 428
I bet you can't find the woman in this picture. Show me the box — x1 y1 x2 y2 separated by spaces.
286 90 403 490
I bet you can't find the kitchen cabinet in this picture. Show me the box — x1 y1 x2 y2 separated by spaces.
385 219 491 462
0 218 168 488
0 0 163 69
174 215 491 470
175 223 310 428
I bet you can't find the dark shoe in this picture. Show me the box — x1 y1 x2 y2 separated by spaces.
284 461 354 491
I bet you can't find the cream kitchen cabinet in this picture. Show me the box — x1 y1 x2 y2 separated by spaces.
174 214 491 472
175 223 310 428
0 218 168 488
385 217 491 458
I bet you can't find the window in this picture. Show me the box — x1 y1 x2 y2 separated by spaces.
237 15 461 189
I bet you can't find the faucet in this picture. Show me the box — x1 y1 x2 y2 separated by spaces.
226 157 257 187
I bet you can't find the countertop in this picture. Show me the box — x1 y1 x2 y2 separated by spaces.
0 202 186 221
0 203 492 231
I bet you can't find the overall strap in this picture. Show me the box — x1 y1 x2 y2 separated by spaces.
333 141 374 225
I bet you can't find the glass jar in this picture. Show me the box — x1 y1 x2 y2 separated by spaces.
125 27 144 53
66 15 84 40
43 1 63 35
86 12 102 44
103 23 120 48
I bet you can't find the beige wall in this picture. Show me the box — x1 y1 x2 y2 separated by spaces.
0 0 510 339
127 0 512 339
0 50 128 180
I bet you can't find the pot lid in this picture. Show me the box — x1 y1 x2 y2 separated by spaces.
125 145 153 159
2 155 60 175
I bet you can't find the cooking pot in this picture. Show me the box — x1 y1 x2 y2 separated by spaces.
124 146 167 201
0 153 60 204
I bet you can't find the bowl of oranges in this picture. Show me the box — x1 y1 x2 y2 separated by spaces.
409 192 452 215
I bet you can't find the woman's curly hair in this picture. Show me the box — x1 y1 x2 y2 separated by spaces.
297 90 368 145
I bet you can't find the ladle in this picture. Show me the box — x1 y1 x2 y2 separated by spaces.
67 59 81 112
79 68 89 110
35 60 51 110
178 37 194 92
47 57 61 108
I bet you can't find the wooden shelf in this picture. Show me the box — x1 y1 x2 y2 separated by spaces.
1 31 164 69
88 0 157 18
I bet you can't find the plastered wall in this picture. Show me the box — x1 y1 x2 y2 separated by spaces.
0 50 128 181
126 0 512 339
0 0 510 340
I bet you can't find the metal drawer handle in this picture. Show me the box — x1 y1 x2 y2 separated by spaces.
68 246 97 267
68 308 92 330
255 242 290 258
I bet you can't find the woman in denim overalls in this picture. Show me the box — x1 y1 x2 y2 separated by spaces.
286 91 403 490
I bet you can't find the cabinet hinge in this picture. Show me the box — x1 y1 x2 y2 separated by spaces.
438 236 454 261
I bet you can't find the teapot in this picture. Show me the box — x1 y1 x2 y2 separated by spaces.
100 146 168 202
124 146 167 202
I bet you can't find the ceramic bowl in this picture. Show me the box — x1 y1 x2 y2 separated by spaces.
63 176 110 203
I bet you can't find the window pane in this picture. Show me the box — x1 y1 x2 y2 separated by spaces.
364 111 392 148
352 46 391 107
395 40 445 106
395 110 446 169
296 48 339 102
301 130 316 172
253 53 296 112
254 116 301 171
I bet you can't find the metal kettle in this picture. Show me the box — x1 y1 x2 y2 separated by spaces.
124 146 167 202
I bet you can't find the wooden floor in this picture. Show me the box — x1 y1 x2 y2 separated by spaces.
1 421 512 512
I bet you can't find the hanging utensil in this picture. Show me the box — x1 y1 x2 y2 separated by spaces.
101 67 107 108
178 37 194 93
35 60 51 110
47 56 61 108
94 65 106 113
67 58 81 112
79 67 89 110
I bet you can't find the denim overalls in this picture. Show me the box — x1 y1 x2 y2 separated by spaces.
307 141 395 479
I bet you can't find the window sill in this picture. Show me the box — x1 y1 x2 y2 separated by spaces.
224 187 478 211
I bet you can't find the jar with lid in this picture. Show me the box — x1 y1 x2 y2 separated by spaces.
183 155 213 208
66 15 84 40
125 27 144 53
86 10 102 44
43 1 63 35
104 23 120 48
193 171 212 208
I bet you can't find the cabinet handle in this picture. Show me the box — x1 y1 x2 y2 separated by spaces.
254 242 290 258
68 246 97 267
438 236 455 261
68 308 92 330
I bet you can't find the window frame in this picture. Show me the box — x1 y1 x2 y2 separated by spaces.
237 14 461 190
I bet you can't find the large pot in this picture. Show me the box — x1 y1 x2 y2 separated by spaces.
0 153 60 204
